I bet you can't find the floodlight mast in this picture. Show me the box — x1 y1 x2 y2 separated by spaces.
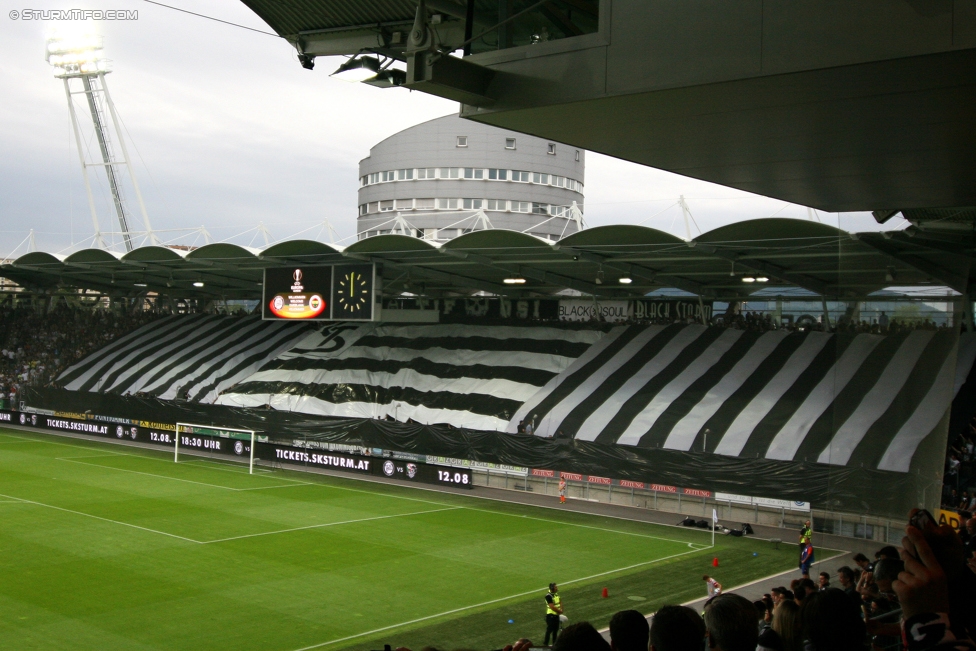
46 34 155 251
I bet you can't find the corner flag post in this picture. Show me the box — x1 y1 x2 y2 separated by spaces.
712 508 718 547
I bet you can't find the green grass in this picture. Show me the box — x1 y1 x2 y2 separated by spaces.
0 427 807 651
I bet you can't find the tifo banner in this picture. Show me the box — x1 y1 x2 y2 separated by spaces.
558 299 631 323
633 299 712 323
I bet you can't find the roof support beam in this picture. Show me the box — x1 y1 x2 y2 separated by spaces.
344 251 513 296
554 245 710 297
855 233 969 293
694 244 830 296
441 247 619 296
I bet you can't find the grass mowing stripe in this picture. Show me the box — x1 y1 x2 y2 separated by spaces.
201 506 463 544
235 482 315 491
292 545 707 651
56 457 241 490
0 491 203 543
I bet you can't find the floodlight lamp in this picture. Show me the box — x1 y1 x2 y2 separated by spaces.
741 276 756 283
503 277 526 284
193 281 205 287
619 277 633 284
331 56 381 82
362 68 407 88
46 31 106 77
134 282 147 287
755 276 769 283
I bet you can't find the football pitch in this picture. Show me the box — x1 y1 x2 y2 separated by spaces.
0 427 805 651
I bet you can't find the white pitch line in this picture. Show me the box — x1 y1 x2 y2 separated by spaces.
55 453 128 461
290 545 707 651
202 507 462 544
0 492 201 544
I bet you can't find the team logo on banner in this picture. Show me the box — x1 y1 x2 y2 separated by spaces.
406 463 418 479
383 460 395 477
19 413 26 425
234 441 244 456
30 414 36 426
116 426 124 438
130 427 138 440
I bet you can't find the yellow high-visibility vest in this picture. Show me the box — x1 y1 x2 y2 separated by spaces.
546 593 561 616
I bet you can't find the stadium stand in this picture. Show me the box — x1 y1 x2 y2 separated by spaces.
19 314 973 475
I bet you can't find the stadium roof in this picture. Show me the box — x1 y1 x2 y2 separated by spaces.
2 219 972 301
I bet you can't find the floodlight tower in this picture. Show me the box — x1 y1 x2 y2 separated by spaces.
46 33 154 251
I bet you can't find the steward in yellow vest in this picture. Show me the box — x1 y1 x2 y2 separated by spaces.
545 582 563 645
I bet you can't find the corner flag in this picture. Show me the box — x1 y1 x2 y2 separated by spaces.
711 508 718 546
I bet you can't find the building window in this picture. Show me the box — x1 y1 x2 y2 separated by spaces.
532 172 549 184
457 136 467 147
463 167 484 179
575 149 580 161
486 199 507 211
547 143 556 155
438 198 458 210
511 170 529 182
395 199 413 210
505 138 516 149
368 202 379 213
463 198 484 210
415 198 435 210
369 173 379 184
397 169 414 180
360 176 368 186
417 168 436 179
379 200 395 212
532 202 549 215
359 204 368 216
488 168 508 180
440 167 460 179
513 201 530 212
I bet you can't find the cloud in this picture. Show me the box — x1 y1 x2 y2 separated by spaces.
0 0 906 256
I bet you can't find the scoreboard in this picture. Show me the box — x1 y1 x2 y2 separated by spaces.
262 264 375 321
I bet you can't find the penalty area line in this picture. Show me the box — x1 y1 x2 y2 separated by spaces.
0 492 202 544
290 545 707 651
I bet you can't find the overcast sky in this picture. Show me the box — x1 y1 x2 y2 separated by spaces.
0 0 909 257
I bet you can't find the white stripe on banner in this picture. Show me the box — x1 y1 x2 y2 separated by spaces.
616 328 743 447
110 318 269 394
579 325 707 443
169 325 315 402
662 330 789 451
817 330 935 465
533 326 666 438
714 332 832 456
953 333 976 396
877 341 959 472
237 367 541 402
365 323 605 344
506 327 623 433
765 334 884 461
217 393 509 432
62 316 205 389
90 317 229 392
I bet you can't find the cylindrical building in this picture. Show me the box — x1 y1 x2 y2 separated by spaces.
357 113 584 242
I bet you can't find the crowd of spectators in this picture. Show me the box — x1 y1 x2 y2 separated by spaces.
392 509 976 651
0 305 163 404
944 419 976 514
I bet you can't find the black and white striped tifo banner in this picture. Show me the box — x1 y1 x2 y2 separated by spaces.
61 318 976 472
58 315 315 403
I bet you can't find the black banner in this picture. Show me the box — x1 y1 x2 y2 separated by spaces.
1 408 471 489
10 389 934 517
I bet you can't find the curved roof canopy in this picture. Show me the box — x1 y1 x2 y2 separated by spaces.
2 219 971 300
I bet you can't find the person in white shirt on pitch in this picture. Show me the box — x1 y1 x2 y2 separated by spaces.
703 575 722 597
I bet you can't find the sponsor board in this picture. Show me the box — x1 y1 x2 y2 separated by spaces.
558 299 630 323
939 509 964 531
716 492 811 512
